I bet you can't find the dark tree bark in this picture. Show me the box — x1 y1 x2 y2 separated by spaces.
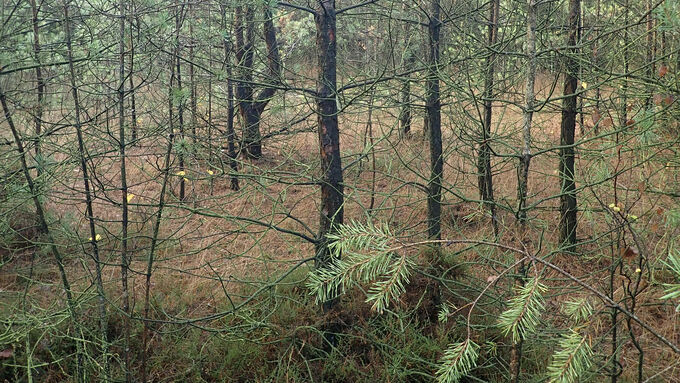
174 0 186 201
593 0 600 135
517 0 536 225
426 0 443 241
128 0 138 143
29 0 44 165
220 4 240 190
399 55 413 136
314 0 344 270
399 8 415 137
189 3 197 144
117 0 131 380
619 0 629 128
645 0 654 107
559 0 580 251
478 0 499 236
234 5 282 159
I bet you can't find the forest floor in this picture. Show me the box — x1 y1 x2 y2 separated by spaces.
2 78 680 381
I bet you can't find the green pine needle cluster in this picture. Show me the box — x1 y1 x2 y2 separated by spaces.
546 329 593 383
436 339 480 383
498 277 547 343
307 221 415 313
661 250 680 312
562 298 593 324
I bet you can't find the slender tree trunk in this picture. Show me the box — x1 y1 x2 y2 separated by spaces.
620 0 629 127
426 0 443 241
645 0 654 107
511 3 537 378
29 0 44 168
175 0 186 200
517 0 536 225
478 0 499 236
208 6 213 177
141 125 174 383
234 5 259 158
234 5 281 159
63 1 109 379
141 47 178 383
399 11 415 137
227 80 240 190
221 4 240 190
256 6 282 110
1 82 86 383
117 0 131 380
399 54 414 136
314 0 344 269
610 253 619 383
189 3 197 145
559 0 580 252
364 88 376 212
312 0 344 349
578 0 585 136
594 0 601 135
128 0 138 143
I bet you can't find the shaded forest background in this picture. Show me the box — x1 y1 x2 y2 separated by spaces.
2 0 680 381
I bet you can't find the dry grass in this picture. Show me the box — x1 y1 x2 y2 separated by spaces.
2 73 680 381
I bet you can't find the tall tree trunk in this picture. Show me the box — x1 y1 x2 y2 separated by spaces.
399 8 415 138
511 4 538 378
645 0 654 107
517 0 536 225
234 5 257 157
234 5 281 159
426 0 443 241
141 120 174 383
578 0 585 136
175 0 186 200
399 53 414 136
63 1 109 379
29 0 44 169
128 0 138 143
189 3 197 145
559 0 580 252
620 0 629 127
478 0 499 236
313 0 344 349
221 4 240 190
314 0 343 270
117 0 131 380
594 0 600 135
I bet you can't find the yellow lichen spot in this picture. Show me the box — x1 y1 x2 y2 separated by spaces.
667 162 672 167
608 203 616 209
126 193 135 203
176 170 186 176
612 206 621 212
207 169 214 176
183 177 189 182
89 234 102 242
635 268 641 273
582 81 588 89
628 214 638 220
